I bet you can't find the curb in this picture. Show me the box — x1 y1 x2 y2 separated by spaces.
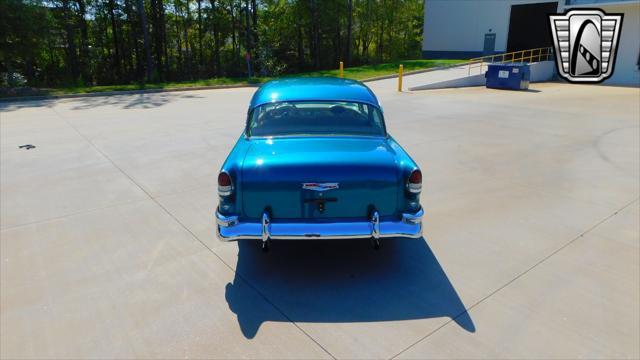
0 63 466 103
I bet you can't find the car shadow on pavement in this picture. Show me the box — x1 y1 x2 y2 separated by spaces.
225 237 475 339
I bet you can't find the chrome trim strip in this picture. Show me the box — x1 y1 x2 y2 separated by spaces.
407 183 422 194
215 208 423 242
218 185 232 196
248 134 387 140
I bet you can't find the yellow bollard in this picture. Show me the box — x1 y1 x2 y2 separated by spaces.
339 61 344 78
398 64 404 92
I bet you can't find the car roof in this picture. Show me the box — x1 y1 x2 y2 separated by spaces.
249 77 381 110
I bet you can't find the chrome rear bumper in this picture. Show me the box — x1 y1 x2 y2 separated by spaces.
215 208 423 241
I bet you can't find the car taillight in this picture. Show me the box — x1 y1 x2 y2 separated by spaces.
218 172 233 196
407 169 422 193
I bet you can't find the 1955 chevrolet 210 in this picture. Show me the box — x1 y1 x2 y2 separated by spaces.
215 77 423 250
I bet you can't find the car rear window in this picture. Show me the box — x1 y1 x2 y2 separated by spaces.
247 101 386 137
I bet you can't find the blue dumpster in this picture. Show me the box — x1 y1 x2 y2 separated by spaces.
485 63 530 90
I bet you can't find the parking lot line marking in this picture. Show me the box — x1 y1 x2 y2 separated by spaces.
391 197 640 359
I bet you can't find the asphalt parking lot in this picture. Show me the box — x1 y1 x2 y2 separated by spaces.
1 81 639 359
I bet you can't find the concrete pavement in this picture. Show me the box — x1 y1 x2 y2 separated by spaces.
1 81 638 358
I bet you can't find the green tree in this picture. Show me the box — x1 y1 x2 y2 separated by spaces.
0 0 424 88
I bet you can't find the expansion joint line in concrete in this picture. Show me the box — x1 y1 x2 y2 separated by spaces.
391 197 640 360
51 109 337 360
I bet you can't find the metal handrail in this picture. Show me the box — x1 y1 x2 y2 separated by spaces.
467 47 554 75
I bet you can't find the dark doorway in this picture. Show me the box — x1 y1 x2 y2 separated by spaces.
506 2 558 52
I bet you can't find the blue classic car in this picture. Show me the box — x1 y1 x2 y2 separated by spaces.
215 77 423 250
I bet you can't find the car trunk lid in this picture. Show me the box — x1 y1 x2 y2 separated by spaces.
241 137 399 220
